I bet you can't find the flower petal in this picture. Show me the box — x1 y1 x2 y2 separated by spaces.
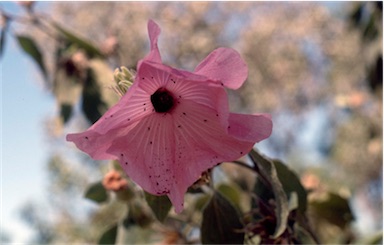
194 47 248 90
173 100 253 161
143 19 162 63
66 130 119 160
104 113 185 211
228 113 273 143
136 61 231 127
137 60 222 94
167 100 263 210
66 82 154 159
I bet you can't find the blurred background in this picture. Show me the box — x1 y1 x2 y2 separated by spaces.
1 1 382 244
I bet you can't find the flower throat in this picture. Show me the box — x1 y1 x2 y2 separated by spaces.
151 88 175 113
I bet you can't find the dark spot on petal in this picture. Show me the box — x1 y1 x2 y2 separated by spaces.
110 114 114 118
220 82 224 86
125 162 128 165
120 153 124 157
150 141 153 144
142 77 145 80
177 125 181 128
85 136 89 140
183 112 186 116
240 151 243 154
151 76 154 79
147 127 150 131
204 119 207 122
127 118 130 121
143 103 146 105
228 126 231 129
156 182 159 186
216 113 219 117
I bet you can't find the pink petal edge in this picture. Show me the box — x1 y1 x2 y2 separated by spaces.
194 47 248 90
144 19 162 63
228 113 273 143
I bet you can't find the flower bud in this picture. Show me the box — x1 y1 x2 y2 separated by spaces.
102 170 128 192
113 66 136 96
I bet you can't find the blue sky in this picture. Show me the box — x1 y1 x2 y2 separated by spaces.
1 2 54 243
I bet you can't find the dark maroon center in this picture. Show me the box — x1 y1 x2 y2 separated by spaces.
150 88 174 113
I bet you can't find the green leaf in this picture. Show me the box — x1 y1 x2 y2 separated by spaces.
98 224 117 244
16 35 47 78
0 22 8 58
310 192 354 229
273 160 307 213
201 192 244 244
84 181 108 204
81 68 108 124
194 194 211 211
52 22 104 58
249 149 289 238
144 192 172 222
60 103 73 124
53 67 82 124
217 183 242 211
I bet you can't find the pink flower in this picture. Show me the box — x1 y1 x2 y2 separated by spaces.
66 20 272 213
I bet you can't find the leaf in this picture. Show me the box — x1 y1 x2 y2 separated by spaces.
98 224 117 244
82 68 108 124
249 149 289 238
53 67 82 124
201 192 244 244
194 194 211 211
0 22 8 58
16 35 47 78
363 14 379 41
350 3 363 27
273 160 307 214
52 21 104 58
310 192 354 229
84 181 108 204
144 192 172 222
60 103 73 124
217 183 242 211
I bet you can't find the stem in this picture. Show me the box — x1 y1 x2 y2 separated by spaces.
1 8 61 43
231 160 256 172
230 159 273 190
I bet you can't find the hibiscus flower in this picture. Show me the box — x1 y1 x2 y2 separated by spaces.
67 20 272 213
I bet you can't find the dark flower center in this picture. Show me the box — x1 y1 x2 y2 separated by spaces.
151 88 175 113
